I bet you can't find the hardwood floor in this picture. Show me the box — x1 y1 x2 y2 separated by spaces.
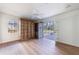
21 39 67 55
0 39 79 55
56 42 79 55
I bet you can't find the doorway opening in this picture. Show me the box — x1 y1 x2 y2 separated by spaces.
35 23 38 39
42 21 57 42
36 21 56 46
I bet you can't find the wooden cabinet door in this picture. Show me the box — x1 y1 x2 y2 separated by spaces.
21 19 35 40
21 19 26 40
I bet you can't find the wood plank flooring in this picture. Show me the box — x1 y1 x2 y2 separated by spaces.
0 39 79 55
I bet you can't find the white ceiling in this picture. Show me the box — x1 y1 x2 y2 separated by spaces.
0 3 79 19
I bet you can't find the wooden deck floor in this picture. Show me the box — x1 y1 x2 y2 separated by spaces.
0 39 79 55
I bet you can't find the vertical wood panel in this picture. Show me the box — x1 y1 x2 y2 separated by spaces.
21 18 35 40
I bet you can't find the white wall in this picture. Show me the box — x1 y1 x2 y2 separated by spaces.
0 12 21 42
54 9 79 47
